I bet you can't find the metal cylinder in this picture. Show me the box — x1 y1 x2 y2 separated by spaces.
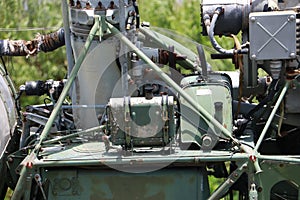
201 0 268 35
270 60 282 80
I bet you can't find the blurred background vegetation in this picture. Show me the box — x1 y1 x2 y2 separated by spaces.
0 0 235 108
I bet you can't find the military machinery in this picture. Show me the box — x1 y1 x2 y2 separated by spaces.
1 0 300 199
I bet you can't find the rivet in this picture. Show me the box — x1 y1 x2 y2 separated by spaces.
250 16 256 22
290 52 296 58
289 15 295 21
7 157 13 163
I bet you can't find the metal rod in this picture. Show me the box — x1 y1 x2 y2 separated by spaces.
254 81 290 152
42 125 105 145
139 28 200 72
107 22 238 144
258 155 300 164
11 161 32 200
61 0 75 77
32 16 100 153
208 162 247 200
197 45 208 79
61 104 106 109
34 153 249 167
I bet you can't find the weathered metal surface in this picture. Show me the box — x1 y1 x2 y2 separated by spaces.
0 66 17 159
3 0 300 199
44 167 209 200
0 29 65 57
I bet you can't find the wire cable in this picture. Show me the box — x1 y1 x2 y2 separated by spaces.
0 27 61 32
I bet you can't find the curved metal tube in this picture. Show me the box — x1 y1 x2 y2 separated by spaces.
207 8 248 55
208 8 234 55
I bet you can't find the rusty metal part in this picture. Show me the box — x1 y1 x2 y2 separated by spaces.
0 39 36 57
0 28 65 57
286 69 300 79
35 28 65 52
231 34 244 117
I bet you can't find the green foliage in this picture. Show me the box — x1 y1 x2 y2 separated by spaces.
139 0 204 44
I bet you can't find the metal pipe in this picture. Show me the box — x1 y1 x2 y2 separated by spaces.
197 45 208 79
34 153 249 167
208 162 247 200
61 0 75 78
0 29 65 57
258 155 300 164
206 8 248 55
11 161 32 200
107 22 240 146
42 125 105 145
208 8 235 55
139 28 200 72
254 81 290 152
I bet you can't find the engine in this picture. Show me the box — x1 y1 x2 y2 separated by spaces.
2 0 300 200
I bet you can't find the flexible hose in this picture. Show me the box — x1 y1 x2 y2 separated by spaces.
208 8 235 55
207 7 248 55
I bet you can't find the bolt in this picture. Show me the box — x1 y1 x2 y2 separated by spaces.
251 54 257 60
257 187 263 193
242 164 248 170
34 174 39 179
250 16 256 22
290 52 296 58
279 163 285 168
7 157 13 163
202 135 212 147
289 15 295 21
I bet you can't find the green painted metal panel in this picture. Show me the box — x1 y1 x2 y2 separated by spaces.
256 161 300 199
43 167 209 200
180 74 233 147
